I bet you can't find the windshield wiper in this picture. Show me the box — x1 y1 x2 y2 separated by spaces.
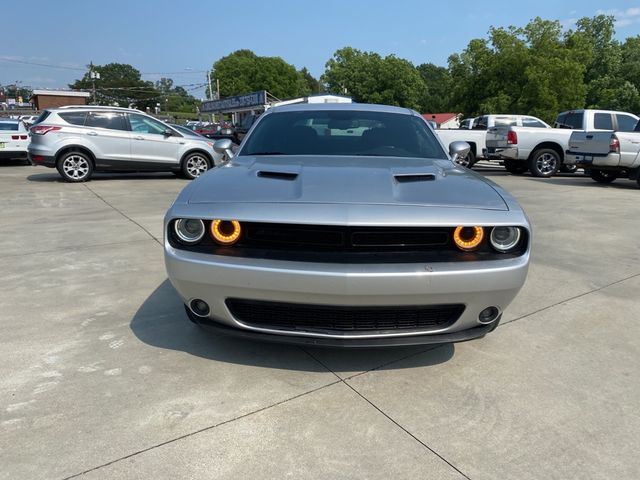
247 151 287 155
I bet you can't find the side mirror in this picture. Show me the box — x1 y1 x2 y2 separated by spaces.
163 128 174 137
213 138 235 159
449 141 470 163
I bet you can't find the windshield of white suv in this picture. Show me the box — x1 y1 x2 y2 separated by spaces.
240 110 448 159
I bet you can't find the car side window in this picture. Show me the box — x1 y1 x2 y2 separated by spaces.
616 114 637 132
59 112 87 126
129 114 167 135
494 117 517 127
522 118 547 128
85 112 128 131
472 116 487 129
594 113 613 130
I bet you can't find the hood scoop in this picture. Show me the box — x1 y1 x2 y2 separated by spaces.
393 173 436 183
257 170 299 181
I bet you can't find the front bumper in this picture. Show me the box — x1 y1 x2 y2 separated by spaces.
165 244 529 345
190 307 500 347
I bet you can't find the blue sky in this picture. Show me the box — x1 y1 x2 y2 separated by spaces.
1 0 639 99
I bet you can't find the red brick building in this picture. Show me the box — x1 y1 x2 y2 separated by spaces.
30 90 90 110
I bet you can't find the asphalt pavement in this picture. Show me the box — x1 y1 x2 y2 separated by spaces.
1 161 639 479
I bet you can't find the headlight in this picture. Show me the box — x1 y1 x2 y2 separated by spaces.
453 226 484 251
174 218 205 245
490 227 521 252
211 219 241 245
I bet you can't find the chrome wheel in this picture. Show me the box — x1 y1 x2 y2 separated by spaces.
529 148 560 177
536 153 557 175
62 155 90 180
185 155 209 178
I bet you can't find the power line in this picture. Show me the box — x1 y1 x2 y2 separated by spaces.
0 57 207 75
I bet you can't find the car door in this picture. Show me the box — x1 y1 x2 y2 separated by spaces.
128 113 180 168
83 112 131 167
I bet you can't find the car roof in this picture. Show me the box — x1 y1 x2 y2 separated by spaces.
268 103 418 116
52 105 141 113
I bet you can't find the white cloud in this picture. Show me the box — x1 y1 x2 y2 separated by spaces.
596 6 640 27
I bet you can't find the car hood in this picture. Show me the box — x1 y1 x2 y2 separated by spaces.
187 155 508 211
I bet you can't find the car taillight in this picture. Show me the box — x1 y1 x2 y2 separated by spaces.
11 135 19 140
610 135 620 153
31 125 61 135
507 130 518 145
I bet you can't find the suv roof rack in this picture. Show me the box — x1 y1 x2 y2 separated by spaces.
57 105 141 112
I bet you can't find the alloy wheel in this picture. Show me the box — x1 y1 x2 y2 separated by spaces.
62 155 90 180
186 155 209 177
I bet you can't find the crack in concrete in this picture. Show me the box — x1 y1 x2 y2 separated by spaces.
500 270 640 328
0 238 154 260
61 379 343 480
302 348 473 480
82 184 162 245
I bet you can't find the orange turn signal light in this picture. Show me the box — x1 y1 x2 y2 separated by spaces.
211 219 242 245
453 226 484 251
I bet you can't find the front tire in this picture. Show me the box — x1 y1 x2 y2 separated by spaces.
590 169 617 184
57 151 93 182
455 149 476 168
528 148 560 178
181 153 211 180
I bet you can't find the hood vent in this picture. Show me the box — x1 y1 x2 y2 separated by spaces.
393 173 436 183
257 170 299 181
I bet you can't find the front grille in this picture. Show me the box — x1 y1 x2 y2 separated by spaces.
226 298 464 334
168 221 528 263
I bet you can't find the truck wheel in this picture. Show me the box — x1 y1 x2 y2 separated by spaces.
590 169 617 184
529 149 560 178
455 149 476 168
57 151 93 182
504 159 528 174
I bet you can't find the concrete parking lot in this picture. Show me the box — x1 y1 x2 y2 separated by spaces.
1 162 639 479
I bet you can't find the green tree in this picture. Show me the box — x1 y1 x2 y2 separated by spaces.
297 67 321 95
69 63 159 109
211 50 308 99
416 63 452 112
322 47 426 110
155 77 199 113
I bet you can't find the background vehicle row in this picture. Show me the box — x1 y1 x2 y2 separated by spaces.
28 106 223 182
485 109 639 177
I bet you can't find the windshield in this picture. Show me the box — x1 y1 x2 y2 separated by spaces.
240 110 448 159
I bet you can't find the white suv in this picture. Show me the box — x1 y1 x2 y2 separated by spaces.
28 106 222 182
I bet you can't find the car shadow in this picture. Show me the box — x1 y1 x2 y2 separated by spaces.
27 172 184 182
516 176 639 189
130 279 455 373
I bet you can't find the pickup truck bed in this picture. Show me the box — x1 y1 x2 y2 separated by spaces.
566 130 640 187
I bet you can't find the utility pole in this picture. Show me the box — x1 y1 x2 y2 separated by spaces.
89 62 100 104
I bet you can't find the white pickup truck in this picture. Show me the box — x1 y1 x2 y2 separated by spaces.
566 125 640 188
485 109 639 177
435 114 549 168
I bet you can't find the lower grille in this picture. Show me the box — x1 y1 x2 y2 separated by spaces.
225 299 464 334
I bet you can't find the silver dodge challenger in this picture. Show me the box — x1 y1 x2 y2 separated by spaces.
164 103 530 347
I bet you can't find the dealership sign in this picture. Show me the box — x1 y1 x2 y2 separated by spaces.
201 90 267 113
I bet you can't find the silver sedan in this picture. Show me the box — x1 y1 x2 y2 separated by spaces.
164 103 530 347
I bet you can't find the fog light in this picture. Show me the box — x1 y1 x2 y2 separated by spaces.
189 299 210 317
478 306 500 324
